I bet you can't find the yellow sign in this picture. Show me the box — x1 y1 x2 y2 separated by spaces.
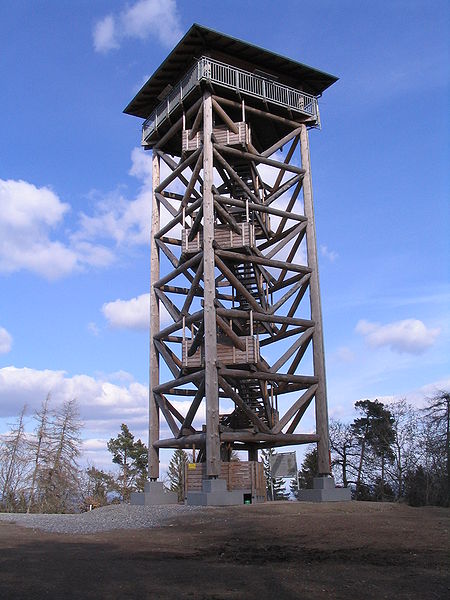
188 463 197 470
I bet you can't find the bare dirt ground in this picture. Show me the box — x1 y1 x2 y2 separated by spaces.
0 501 448 600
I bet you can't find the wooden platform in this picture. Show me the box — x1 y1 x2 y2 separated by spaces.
182 222 254 254
182 121 248 152
182 335 259 368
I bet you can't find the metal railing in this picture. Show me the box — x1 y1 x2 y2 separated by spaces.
142 57 319 141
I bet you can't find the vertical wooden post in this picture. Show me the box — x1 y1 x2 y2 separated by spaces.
300 124 331 476
203 91 220 478
149 149 160 479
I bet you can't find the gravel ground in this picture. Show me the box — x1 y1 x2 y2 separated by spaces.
0 504 204 535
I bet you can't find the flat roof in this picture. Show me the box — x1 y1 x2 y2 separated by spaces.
124 24 338 119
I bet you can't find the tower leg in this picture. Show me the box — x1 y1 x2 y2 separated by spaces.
149 149 160 480
300 125 330 476
202 91 221 478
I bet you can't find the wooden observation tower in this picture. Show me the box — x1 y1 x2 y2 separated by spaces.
125 25 350 504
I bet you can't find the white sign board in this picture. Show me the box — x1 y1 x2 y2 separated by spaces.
270 452 298 478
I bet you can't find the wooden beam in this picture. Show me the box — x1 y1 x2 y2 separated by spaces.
265 173 303 206
149 149 160 479
270 135 300 196
154 309 203 341
153 252 202 289
214 256 261 313
259 326 307 347
180 379 205 432
154 339 180 379
288 331 312 375
272 385 317 434
301 123 330 475
214 144 305 175
261 127 302 158
155 196 203 239
270 327 314 373
181 150 204 208
211 98 239 134
203 91 221 478
216 307 314 329
181 260 204 316
214 194 307 223
212 148 260 205
213 199 242 235
188 204 203 241
220 432 319 444
155 238 178 269
154 393 180 437
279 281 310 333
153 370 204 395
268 273 310 315
218 376 271 433
155 192 178 217
274 180 303 238
188 103 203 140
213 96 303 130
218 368 318 386
216 315 246 351
188 318 204 357
154 97 202 149
154 288 181 323
155 147 201 194
216 249 312 276
265 222 307 260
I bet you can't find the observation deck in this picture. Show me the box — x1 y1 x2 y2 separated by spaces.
142 57 320 144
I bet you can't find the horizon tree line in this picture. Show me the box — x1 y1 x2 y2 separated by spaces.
1 390 448 512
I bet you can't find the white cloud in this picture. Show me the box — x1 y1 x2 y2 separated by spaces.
0 366 147 426
102 290 175 331
0 327 13 354
334 346 355 363
102 293 150 330
93 0 182 53
0 178 76 279
0 178 115 280
75 148 152 248
320 244 338 262
0 148 153 280
93 15 118 53
356 318 441 355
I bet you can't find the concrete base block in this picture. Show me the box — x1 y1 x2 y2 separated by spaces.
130 481 178 506
186 478 244 506
298 477 352 503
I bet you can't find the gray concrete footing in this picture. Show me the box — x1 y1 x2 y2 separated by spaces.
298 476 352 502
186 478 245 506
130 481 178 506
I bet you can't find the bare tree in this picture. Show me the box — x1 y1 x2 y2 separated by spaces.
38 399 83 513
329 419 358 488
26 394 51 513
387 399 419 500
0 405 29 511
422 391 450 506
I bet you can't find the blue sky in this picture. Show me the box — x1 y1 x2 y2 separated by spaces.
0 1 448 471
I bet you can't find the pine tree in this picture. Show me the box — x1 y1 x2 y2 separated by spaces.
290 447 318 498
261 448 289 500
167 449 188 502
107 424 148 502
352 399 395 499
80 466 116 510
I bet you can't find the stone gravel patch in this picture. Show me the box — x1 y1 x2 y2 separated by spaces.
0 504 204 535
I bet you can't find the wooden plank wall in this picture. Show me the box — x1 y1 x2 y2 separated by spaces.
185 460 266 501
